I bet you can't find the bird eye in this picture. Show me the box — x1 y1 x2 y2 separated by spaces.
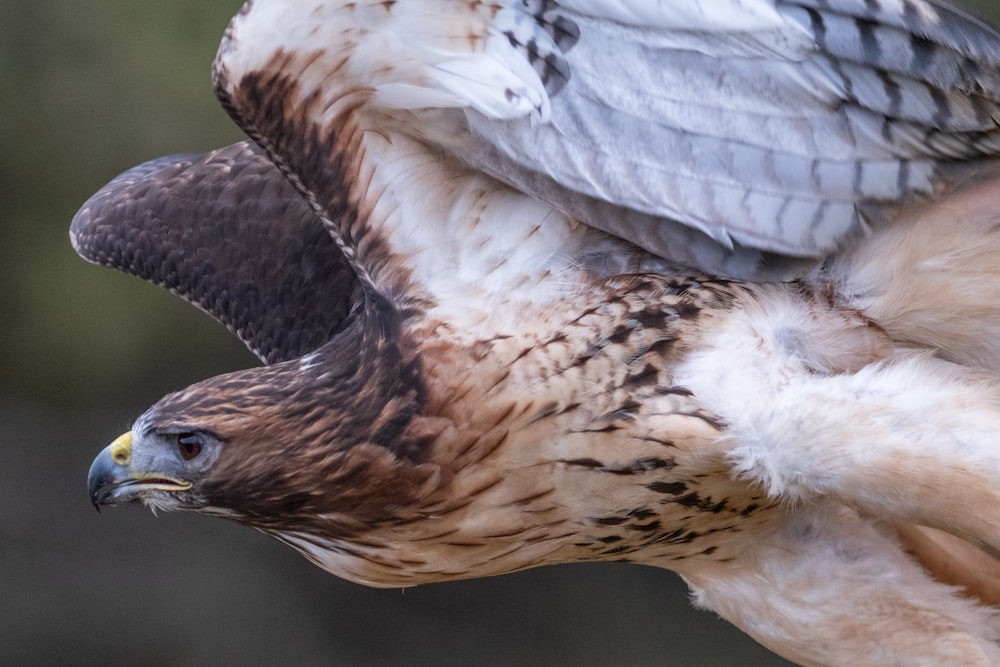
177 433 203 461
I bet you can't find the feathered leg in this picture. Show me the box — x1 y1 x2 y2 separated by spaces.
681 504 1000 667
676 288 1000 553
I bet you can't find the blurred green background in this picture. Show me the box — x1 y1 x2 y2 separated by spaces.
2 1 998 664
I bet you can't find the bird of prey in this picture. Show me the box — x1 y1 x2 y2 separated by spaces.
77 0 1000 664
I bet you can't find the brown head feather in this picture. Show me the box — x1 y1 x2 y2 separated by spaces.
140 300 442 537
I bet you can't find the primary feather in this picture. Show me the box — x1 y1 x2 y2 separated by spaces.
70 142 360 362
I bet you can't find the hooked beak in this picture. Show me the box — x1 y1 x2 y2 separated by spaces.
87 431 192 510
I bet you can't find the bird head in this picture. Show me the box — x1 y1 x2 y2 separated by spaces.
87 317 438 535
86 360 342 520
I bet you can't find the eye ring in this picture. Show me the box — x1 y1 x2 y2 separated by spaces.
177 433 203 461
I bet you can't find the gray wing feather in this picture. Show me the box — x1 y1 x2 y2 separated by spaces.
70 141 361 364
450 0 1000 277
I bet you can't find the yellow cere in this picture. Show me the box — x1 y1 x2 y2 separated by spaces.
110 431 133 466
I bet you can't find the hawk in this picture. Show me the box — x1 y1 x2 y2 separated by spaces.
77 1 1000 664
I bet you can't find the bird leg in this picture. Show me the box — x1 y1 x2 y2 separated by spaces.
681 503 1000 667
675 286 1000 554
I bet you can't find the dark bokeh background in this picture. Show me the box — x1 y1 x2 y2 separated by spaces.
3 2 998 664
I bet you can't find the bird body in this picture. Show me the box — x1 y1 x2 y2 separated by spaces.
77 0 1000 663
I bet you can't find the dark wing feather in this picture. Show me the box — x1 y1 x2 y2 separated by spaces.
70 141 361 364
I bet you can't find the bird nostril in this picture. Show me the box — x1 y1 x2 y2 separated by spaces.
109 432 133 466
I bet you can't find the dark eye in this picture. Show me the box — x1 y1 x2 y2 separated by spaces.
177 433 203 461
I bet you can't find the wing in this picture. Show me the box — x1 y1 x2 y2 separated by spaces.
70 141 362 364
236 0 1000 278
465 0 1000 276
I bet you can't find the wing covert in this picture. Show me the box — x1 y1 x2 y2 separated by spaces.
209 0 1000 278
423 0 1000 276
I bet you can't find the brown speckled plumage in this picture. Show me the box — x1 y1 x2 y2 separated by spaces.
137 267 776 582
79 2 1000 665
